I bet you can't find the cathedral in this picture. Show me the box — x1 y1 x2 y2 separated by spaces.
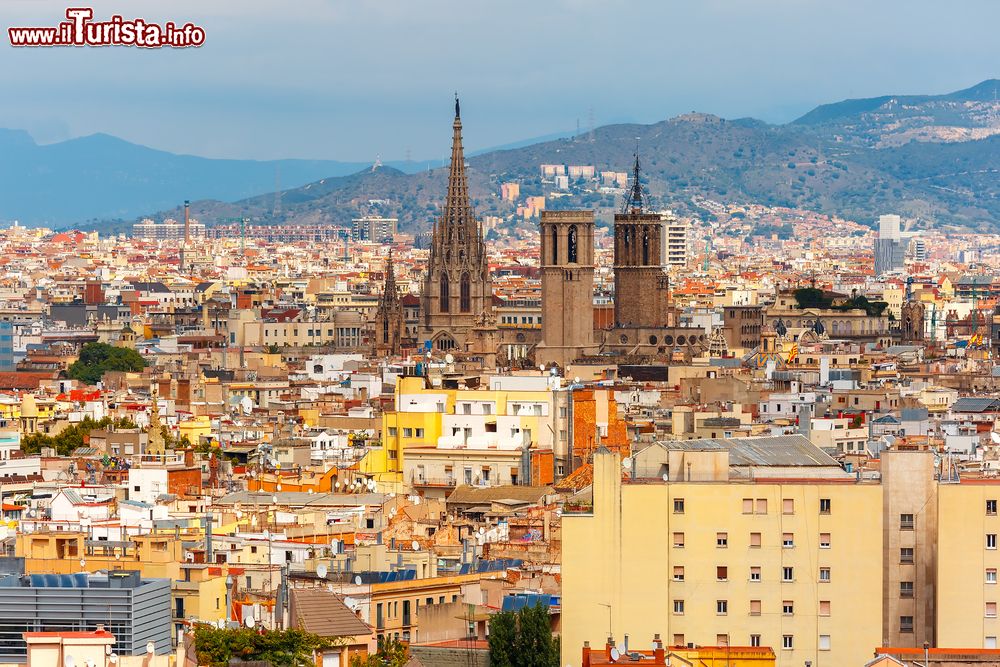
420 98 498 366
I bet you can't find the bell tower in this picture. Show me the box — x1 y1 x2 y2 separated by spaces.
613 153 670 328
537 210 597 369
373 251 406 357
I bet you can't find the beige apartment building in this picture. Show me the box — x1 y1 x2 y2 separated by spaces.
563 442 1000 666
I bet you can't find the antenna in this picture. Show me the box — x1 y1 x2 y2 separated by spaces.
272 166 282 219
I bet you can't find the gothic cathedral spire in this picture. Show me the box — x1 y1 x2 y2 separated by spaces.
422 97 493 353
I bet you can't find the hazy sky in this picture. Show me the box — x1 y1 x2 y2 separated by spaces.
2 0 997 161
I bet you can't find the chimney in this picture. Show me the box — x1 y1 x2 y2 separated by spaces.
183 200 191 245
652 634 664 662
582 641 592 667
184 448 195 468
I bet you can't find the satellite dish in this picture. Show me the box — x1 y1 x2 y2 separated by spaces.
262 529 270 539
411 540 420 551
146 642 155 655
445 353 454 364
622 459 630 469
478 527 485 535
108 654 118 665
79 559 86 569
276 484 282 492
271 495 278 504
354 575 363 585
610 647 620 662
317 564 328 578
538 364 545 371
662 473 669 482
245 615 256 628
64 656 75 667
574 377 580 384
308 489 314 494
992 431 1000 445
217 618 226 629
235 510 243 519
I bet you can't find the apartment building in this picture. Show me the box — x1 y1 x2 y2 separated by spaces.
562 444 883 667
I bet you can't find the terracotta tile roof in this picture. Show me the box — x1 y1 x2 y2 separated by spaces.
289 588 372 638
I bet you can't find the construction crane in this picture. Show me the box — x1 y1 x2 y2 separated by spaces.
217 217 251 256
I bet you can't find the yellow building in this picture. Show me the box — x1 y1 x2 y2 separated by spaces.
936 481 1000 649
562 446 883 667
364 376 562 489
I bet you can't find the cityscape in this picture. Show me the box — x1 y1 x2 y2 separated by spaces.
2 2 1000 667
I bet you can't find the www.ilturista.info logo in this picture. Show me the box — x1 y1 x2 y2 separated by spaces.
8 8 205 48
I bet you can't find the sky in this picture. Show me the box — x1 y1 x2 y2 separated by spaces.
1 0 998 162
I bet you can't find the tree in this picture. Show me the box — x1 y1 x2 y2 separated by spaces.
193 626 339 667
349 636 408 667
20 416 137 456
488 604 558 667
66 342 146 385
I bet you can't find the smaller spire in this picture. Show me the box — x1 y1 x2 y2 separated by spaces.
622 148 646 213
455 92 460 120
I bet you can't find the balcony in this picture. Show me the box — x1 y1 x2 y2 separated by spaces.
410 475 456 489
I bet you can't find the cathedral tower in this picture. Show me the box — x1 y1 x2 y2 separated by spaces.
421 97 493 351
373 251 406 357
613 154 670 328
537 210 597 368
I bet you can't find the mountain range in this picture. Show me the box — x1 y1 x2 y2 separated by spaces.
4 79 999 233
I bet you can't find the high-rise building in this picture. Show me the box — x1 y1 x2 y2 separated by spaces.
874 214 906 276
132 217 205 241
421 98 494 353
536 210 597 368
351 216 398 243
662 211 689 268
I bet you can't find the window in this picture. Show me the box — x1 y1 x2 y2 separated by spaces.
900 616 914 633
901 548 914 563
819 600 831 616
782 635 793 650
989 569 997 584
989 500 997 515
989 534 998 550
782 601 794 616
749 599 761 616
673 600 684 615
674 498 685 513
715 634 729 647
988 637 998 650
717 566 728 581
900 581 914 598
988 602 997 618
673 532 685 548
782 499 794 515
819 635 831 651
782 533 794 548
673 566 684 582
750 566 761 582
900 513 914 530
388 427 398 437
755 498 768 514
673 635 684 647
717 532 728 548
820 532 831 549
750 532 761 548
750 635 761 648
415 428 425 438
782 567 794 582
716 600 728 615
819 567 831 582
403 428 413 438
820 498 831 514
742 498 753 514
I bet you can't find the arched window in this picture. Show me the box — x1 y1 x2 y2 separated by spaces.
440 276 450 312
382 318 390 344
460 273 471 313
568 225 578 264
642 228 650 265
551 227 559 265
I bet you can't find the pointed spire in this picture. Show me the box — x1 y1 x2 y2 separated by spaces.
622 150 646 213
440 94 476 242
380 250 400 309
